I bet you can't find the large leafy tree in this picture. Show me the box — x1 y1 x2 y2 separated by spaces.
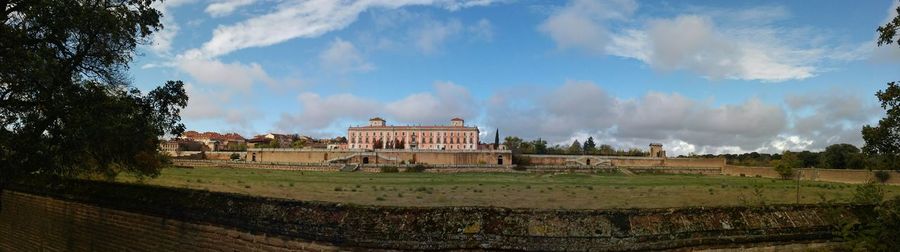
821 143 864 169
877 2 899 47
862 1 900 170
862 82 900 169
0 0 186 183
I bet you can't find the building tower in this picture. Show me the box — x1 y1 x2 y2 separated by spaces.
649 143 665 158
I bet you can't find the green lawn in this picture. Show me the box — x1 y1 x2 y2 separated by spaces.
116 167 900 209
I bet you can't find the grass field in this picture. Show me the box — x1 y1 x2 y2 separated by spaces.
116 167 900 209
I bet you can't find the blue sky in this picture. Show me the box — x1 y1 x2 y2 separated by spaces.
132 0 900 155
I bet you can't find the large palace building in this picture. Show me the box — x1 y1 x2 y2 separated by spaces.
348 117 480 150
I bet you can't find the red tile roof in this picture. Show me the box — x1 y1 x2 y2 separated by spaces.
182 131 245 141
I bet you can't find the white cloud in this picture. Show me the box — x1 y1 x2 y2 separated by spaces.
319 38 374 73
189 0 499 59
608 15 816 82
538 0 636 54
413 19 463 54
181 84 260 129
386 81 478 123
268 80 875 155
538 1 858 82
205 0 258 17
276 81 478 135
486 81 792 155
176 57 273 89
468 18 494 42
279 92 382 131
147 0 198 55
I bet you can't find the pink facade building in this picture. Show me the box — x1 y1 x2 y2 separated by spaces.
348 117 479 150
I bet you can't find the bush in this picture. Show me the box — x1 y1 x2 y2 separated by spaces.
830 181 899 251
229 153 240 160
874 170 891 184
405 164 426 173
380 166 399 173
774 164 794 180
158 152 173 166
511 154 531 166
852 182 885 205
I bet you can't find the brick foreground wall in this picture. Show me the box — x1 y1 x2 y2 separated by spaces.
0 191 335 251
0 179 864 251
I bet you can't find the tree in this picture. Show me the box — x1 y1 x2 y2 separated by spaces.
567 140 583 155
583 137 597 154
863 82 900 170
780 151 802 168
796 151 820 168
266 139 280 148
877 1 900 47
503 136 524 153
822 143 864 169
864 3 900 170
598 144 614 155
531 138 548 154
493 129 500 150
1 0 186 184
291 139 307 149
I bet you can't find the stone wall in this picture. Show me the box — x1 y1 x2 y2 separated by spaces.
522 155 725 169
722 165 900 185
173 159 517 173
1 179 861 251
245 149 513 167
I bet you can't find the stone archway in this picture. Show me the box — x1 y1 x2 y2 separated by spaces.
363 156 369 164
497 155 504 165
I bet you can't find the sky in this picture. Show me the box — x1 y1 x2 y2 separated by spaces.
131 0 900 156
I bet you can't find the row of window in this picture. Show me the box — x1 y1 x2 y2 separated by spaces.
350 136 474 144
350 131 475 138
349 144 476 149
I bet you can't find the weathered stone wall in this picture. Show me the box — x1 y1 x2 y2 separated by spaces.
722 165 900 185
1 179 860 251
522 155 725 169
244 149 513 166
173 159 517 173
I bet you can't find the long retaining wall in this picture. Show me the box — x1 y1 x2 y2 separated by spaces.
723 165 900 185
0 179 863 251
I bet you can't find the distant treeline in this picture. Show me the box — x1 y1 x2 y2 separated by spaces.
502 136 648 156
679 143 895 170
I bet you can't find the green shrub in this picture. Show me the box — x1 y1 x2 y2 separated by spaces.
774 164 794 180
380 166 399 173
229 153 240 160
851 182 885 205
405 164 427 173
